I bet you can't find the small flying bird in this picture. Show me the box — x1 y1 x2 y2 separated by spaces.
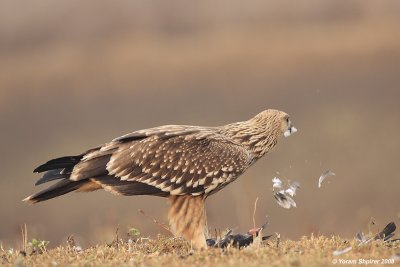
318 170 335 188
272 177 300 209
24 109 297 249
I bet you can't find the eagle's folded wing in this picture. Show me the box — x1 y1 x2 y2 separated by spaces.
68 126 251 196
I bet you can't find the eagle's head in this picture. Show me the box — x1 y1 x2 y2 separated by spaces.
229 109 298 158
252 109 297 139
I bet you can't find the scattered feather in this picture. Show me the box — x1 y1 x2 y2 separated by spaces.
356 222 397 246
356 232 370 245
374 222 396 241
390 254 400 262
318 170 335 188
72 246 82 253
383 233 396 242
333 246 352 256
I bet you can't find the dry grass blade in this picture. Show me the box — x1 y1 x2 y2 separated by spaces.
138 209 173 235
20 224 27 253
252 197 259 230
275 233 281 248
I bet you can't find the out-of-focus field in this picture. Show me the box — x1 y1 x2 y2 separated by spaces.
1 0 400 251
2 235 400 267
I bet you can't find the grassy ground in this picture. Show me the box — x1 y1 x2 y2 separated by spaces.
2 235 399 267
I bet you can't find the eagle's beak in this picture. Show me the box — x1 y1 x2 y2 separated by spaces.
284 126 297 137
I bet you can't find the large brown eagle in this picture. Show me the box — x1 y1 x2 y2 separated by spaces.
24 109 297 249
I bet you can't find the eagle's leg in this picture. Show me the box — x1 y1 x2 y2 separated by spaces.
168 195 207 249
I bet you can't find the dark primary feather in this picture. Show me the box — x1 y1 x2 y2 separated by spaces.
34 156 82 173
25 179 89 203
374 222 396 240
35 168 68 186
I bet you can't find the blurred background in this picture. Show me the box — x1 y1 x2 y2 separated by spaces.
1 0 399 248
